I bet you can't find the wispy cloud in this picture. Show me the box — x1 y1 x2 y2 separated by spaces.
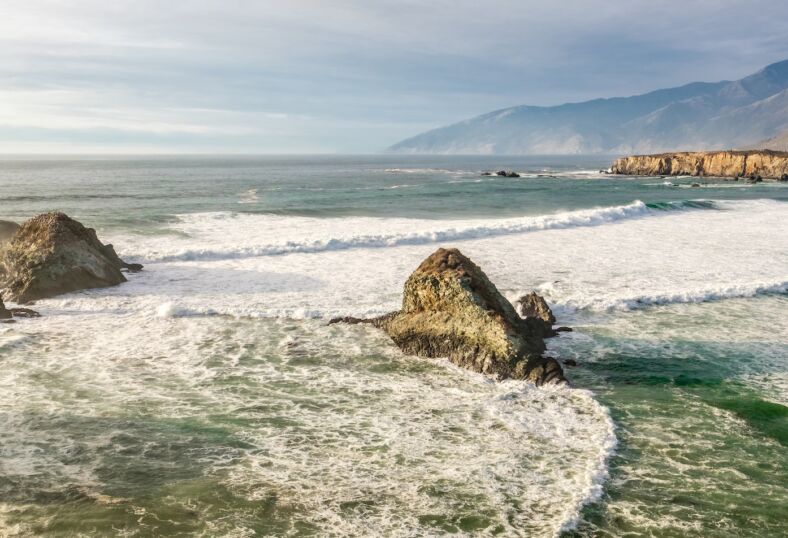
1 0 786 153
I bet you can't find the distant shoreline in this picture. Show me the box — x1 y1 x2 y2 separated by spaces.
610 150 788 180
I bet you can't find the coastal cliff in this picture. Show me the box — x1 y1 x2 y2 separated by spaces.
610 150 788 179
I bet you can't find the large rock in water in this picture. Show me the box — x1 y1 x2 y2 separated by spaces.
374 248 566 385
0 212 137 303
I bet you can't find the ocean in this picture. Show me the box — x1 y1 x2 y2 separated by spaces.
0 155 786 537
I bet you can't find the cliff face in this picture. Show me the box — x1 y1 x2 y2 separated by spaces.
610 150 788 179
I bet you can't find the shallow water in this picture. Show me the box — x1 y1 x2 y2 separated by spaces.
0 156 786 536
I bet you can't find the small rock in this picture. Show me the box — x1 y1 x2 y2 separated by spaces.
562 358 578 367
327 316 371 326
10 307 40 318
691 183 701 188
506 172 521 178
555 326 573 332
516 292 556 324
781 174 788 181
0 295 11 320
481 172 493 176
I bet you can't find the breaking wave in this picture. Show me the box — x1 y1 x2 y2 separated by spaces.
137 200 713 262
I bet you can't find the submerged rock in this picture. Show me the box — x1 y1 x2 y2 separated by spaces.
0 295 10 320
0 220 19 245
0 212 141 303
374 248 566 385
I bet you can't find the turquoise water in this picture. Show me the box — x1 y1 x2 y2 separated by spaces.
0 156 786 536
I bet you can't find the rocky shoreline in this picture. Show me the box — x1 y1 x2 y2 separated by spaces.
610 150 788 180
2 214 570 386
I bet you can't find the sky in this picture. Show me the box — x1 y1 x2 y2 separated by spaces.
1 0 787 154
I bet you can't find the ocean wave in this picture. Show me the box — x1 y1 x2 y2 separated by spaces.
140 200 711 262
560 280 788 312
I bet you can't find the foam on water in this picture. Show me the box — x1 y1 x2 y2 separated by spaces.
0 314 615 536
118 199 710 263
1 190 785 535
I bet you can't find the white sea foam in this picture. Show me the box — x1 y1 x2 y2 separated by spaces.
3 196 786 535
121 200 702 263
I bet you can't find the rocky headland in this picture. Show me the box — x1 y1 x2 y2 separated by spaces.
0 212 141 303
611 150 788 180
337 247 567 386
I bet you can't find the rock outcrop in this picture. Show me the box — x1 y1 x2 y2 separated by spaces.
611 150 788 179
0 221 19 245
373 248 566 385
0 212 141 303
516 292 560 338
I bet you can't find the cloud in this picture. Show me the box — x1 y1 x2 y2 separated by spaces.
1 0 786 153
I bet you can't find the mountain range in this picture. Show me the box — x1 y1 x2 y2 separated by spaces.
388 60 788 155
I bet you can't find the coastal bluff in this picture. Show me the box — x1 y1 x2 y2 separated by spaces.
611 150 788 179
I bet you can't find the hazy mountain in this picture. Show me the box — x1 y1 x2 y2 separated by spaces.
749 128 788 151
388 60 788 155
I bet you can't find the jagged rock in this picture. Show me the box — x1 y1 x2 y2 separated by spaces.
101 244 144 272
496 170 508 176
516 292 556 324
556 326 573 333
327 316 373 326
0 212 139 303
0 221 20 245
373 248 566 385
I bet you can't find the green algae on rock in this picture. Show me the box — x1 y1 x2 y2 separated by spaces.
374 247 566 385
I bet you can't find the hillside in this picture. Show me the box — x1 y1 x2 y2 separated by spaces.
389 60 788 155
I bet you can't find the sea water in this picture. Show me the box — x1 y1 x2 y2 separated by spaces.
0 156 785 537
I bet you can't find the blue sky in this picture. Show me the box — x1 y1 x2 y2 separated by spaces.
2 0 787 153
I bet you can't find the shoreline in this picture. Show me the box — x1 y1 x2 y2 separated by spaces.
610 149 788 180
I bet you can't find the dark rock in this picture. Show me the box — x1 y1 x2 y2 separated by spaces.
555 326 573 332
780 174 788 181
496 170 508 176
516 292 556 324
481 172 493 176
0 212 131 303
0 295 11 320
691 183 701 188
373 248 566 385
562 358 578 366
102 244 144 272
506 172 521 178
328 316 373 326
10 307 40 318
